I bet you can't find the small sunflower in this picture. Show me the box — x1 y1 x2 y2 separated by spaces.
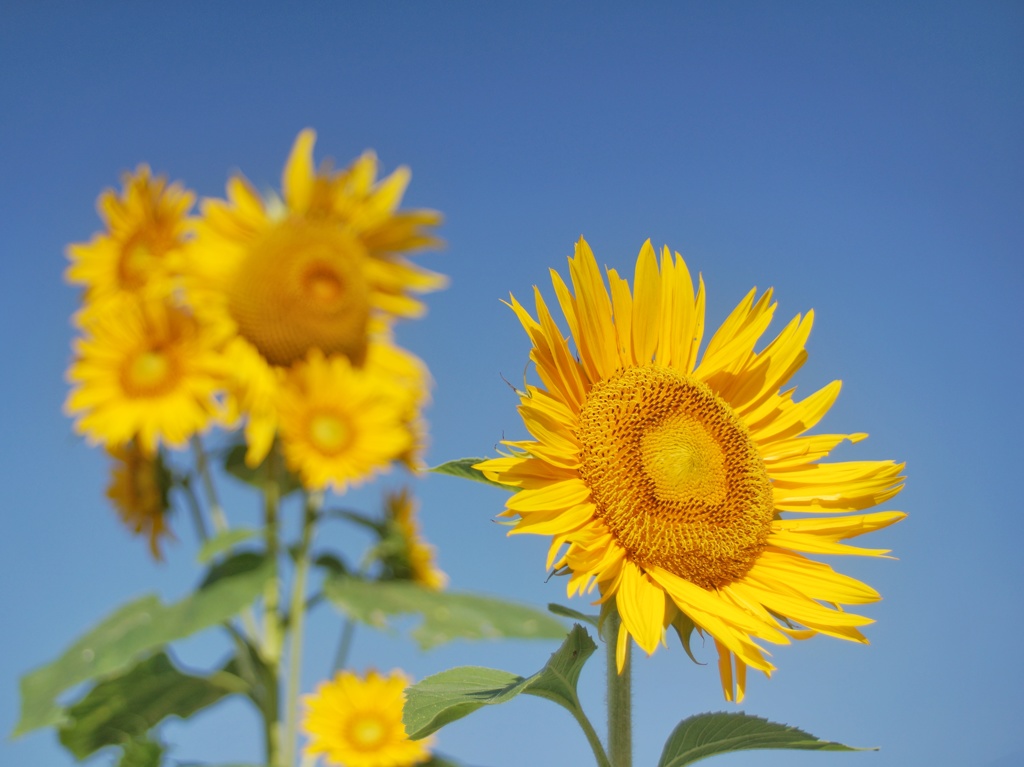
65 297 226 454
302 669 432 767
66 165 194 311
365 333 432 471
477 238 905 701
383 488 448 591
185 129 443 464
105 441 174 560
277 350 414 492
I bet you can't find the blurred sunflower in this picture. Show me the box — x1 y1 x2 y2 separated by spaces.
65 298 226 454
185 129 443 465
105 441 174 560
66 165 194 311
302 669 432 767
277 350 414 492
382 488 448 591
477 237 905 702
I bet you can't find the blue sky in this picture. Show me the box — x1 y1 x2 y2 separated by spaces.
2 2 1022 766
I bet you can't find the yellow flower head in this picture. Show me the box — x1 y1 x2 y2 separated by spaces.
66 165 194 311
477 238 906 702
185 129 443 464
384 488 448 591
65 297 226 454
302 669 432 767
277 350 415 492
105 441 174 560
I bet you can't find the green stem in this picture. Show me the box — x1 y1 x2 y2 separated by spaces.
192 436 228 533
262 447 284 767
332 616 356 673
179 475 209 543
606 609 632 767
283 491 321 767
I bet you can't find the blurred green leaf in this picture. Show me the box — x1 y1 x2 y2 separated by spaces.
429 458 516 491
657 712 873 766
404 624 596 739
58 652 246 759
548 603 599 628
312 553 349 577
196 528 259 564
14 552 273 736
223 443 302 496
323 576 566 649
116 737 164 767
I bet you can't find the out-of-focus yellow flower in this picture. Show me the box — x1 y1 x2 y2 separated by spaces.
302 669 432 767
184 129 443 465
477 237 906 702
384 488 448 591
277 350 414 493
66 165 194 312
65 297 226 454
105 441 174 560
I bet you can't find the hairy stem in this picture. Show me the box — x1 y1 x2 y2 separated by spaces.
605 609 632 767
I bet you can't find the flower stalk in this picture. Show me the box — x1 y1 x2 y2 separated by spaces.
605 609 632 767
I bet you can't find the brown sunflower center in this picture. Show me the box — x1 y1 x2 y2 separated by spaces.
308 411 352 455
227 220 371 367
346 713 388 752
576 365 774 589
120 347 181 397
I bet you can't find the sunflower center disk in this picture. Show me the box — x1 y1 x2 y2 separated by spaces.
121 349 179 397
119 239 158 289
308 412 352 455
228 221 371 367
347 715 387 752
577 366 774 589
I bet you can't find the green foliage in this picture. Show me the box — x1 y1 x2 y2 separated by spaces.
403 624 597 740
14 552 273 736
548 602 600 628
196 528 259 564
656 712 872 767
223 443 302 496
58 652 246 759
116 737 164 767
323 575 566 649
429 457 516 491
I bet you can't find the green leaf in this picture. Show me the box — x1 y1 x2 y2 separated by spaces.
14 552 273 737
429 458 516 491
58 652 246 759
657 712 874 767
117 737 164 767
323 576 566 649
548 603 599 628
196 528 259 564
223 443 302 496
404 624 597 740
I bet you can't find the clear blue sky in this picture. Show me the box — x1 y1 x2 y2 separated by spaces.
2 3 1022 766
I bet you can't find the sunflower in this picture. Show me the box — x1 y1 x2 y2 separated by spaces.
66 165 194 311
476 238 905 702
277 350 414 492
105 441 174 560
185 129 443 464
65 297 226 454
383 488 448 591
302 669 433 767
